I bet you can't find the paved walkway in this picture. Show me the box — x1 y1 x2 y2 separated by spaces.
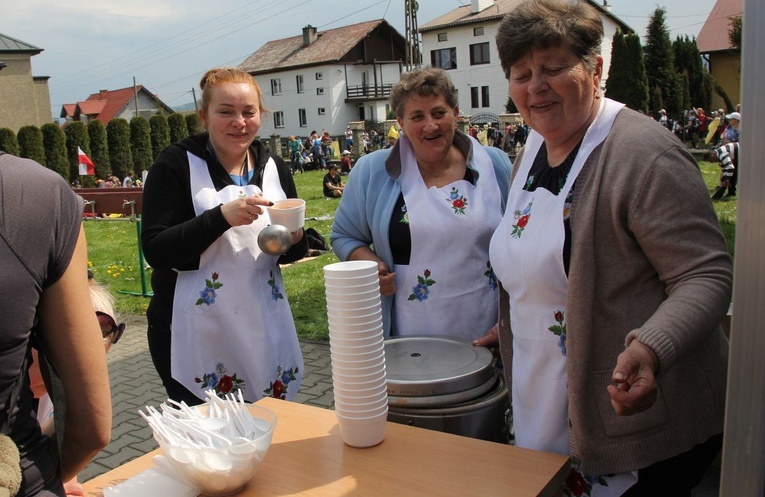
80 314 334 482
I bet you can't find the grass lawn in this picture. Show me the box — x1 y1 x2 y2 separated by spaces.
84 161 735 342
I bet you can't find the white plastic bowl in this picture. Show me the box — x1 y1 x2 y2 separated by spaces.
335 410 388 448
156 404 277 496
324 282 380 295
266 199 305 232
323 260 379 278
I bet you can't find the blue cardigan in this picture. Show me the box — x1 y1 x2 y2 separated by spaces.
330 130 511 336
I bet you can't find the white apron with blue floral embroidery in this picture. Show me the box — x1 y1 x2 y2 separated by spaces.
392 135 501 341
171 152 303 402
489 99 637 496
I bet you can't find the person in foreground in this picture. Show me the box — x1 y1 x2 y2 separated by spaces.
331 67 511 340
0 151 112 496
142 68 307 406
488 1 732 495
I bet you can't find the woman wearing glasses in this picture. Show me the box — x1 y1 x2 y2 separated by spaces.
29 278 124 496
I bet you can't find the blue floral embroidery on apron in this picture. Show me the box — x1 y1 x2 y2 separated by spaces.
194 362 246 395
268 270 284 301
446 187 469 215
196 272 224 305
263 365 300 399
407 268 436 302
484 261 498 291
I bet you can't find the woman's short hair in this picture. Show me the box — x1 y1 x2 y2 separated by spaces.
390 67 459 118
199 67 267 115
496 0 604 77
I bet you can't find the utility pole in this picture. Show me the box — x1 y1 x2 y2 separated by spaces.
191 87 198 113
133 76 139 117
405 0 421 72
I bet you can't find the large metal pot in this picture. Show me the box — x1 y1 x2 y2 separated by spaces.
384 336 511 444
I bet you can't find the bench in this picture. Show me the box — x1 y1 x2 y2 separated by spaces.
73 188 143 218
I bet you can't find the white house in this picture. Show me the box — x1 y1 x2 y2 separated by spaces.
419 0 633 124
239 20 408 139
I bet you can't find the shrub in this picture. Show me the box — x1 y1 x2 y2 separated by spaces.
107 118 132 178
41 123 69 180
185 113 202 136
168 113 188 144
149 114 171 159
130 117 153 173
88 120 111 181
17 126 46 165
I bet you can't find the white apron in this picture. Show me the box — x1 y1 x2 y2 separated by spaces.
171 152 303 402
393 135 502 341
490 99 637 495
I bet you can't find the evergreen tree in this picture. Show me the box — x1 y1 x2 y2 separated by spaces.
0 128 19 155
505 96 518 114
678 71 691 114
64 121 90 183
87 120 111 181
41 123 69 180
168 113 189 143
644 8 681 119
130 116 153 174
605 30 649 113
106 118 132 178
149 114 171 160
185 113 202 136
729 15 742 49
17 126 46 165
673 36 708 110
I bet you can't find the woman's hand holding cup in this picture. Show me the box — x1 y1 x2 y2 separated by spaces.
222 193 273 227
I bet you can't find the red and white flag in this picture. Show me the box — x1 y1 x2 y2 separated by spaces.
77 147 95 176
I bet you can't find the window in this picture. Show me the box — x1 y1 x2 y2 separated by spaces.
270 78 282 95
317 87 325 95
470 86 490 108
296 75 304 94
470 42 490 65
437 33 448 42
431 48 457 70
315 72 323 80
473 27 484 36
273 111 284 128
298 109 307 127
318 108 326 115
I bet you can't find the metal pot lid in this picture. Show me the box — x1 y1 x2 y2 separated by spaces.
384 336 495 397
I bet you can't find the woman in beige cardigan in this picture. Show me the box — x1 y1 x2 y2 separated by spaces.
488 1 731 495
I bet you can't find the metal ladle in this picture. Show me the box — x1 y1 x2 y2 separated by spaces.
257 224 292 255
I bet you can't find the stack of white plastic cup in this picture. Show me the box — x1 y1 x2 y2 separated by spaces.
323 260 387 448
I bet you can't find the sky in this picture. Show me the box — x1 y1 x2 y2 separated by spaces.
2 0 718 118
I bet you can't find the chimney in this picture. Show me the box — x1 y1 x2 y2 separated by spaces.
99 90 108 99
471 0 493 14
302 25 318 47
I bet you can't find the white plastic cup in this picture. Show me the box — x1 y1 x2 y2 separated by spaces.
323 260 379 278
332 362 385 380
266 199 306 232
335 401 389 417
324 274 380 287
332 375 387 391
330 341 384 358
327 313 383 328
328 333 384 348
333 389 388 406
331 348 385 365
335 411 387 448
327 308 382 322
324 287 381 300
326 297 381 312
327 319 384 334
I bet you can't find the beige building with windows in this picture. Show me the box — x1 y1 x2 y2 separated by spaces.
0 33 52 133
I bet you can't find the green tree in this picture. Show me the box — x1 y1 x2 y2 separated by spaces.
185 113 202 136
87 119 111 181
130 116 153 173
41 123 69 180
0 128 19 155
504 96 518 114
729 15 742 49
168 113 189 143
106 118 132 178
17 126 46 165
644 7 681 119
673 36 708 110
149 114 171 160
64 121 90 183
605 30 649 113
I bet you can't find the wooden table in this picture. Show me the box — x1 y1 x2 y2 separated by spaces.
83 397 569 496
